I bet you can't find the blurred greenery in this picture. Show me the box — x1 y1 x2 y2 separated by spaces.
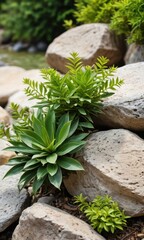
0 48 48 69
0 0 75 43
69 0 144 44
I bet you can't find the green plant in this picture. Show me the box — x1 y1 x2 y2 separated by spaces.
3 107 88 194
74 194 130 233
110 0 144 43
72 0 119 25
24 52 123 128
72 0 144 44
0 0 75 43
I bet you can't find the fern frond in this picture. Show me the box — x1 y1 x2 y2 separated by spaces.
24 78 48 101
66 52 83 73
10 102 32 128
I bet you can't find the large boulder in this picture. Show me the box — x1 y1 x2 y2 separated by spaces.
0 66 25 105
94 62 144 131
64 129 144 217
12 203 105 240
0 165 30 232
46 23 125 73
0 107 10 125
0 139 15 165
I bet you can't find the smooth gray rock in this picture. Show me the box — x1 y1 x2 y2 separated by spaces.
12 42 29 52
0 165 30 232
12 203 106 240
94 62 144 131
46 23 125 73
64 129 144 217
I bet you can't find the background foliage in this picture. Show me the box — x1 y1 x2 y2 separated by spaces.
0 0 75 43
72 0 144 44
74 0 118 24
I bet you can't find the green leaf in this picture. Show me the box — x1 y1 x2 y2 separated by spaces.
55 121 71 148
37 166 48 180
21 130 46 147
32 153 48 159
78 108 87 115
18 170 37 190
3 164 24 178
68 117 79 137
32 176 46 195
46 153 57 164
24 159 40 170
5 144 42 154
57 141 85 156
7 156 28 165
79 122 94 129
68 133 89 142
56 112 69 138
48 167 62 189
47 163 58 176
45 108 55 141
58 157 84 170
33 117 50 145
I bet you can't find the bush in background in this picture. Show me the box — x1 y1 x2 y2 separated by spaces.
110 0 144 44
72 0 144 44
73 0 118 24
0 0 75 43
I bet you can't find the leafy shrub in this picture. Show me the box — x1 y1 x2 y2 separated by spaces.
110 0 144 43
73 0 118 24
2 107 87 194
24 52 123 128
74 194 129 233
72 0 144 44
0 0 75 43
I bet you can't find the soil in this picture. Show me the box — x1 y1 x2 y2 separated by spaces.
0 187 144 240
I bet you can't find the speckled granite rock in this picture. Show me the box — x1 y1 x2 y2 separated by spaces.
12 203 106 240
64 129 144 217
0 165 30 232
94 62 144 131
46 23 124 73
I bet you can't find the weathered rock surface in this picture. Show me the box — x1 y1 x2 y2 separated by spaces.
6 91 36 111
6 69 44 111
0 66 25 105
0 139 15 165
0 107 10 124
46 23 124 73
94 62 144 131
12 203 105 240
125 44 144 64
64 129 144 217
0 67 44 106
0 165 30 232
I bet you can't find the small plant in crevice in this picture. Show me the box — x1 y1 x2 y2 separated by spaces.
2 107 88 195
24 52 123 129
74 194 130 234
